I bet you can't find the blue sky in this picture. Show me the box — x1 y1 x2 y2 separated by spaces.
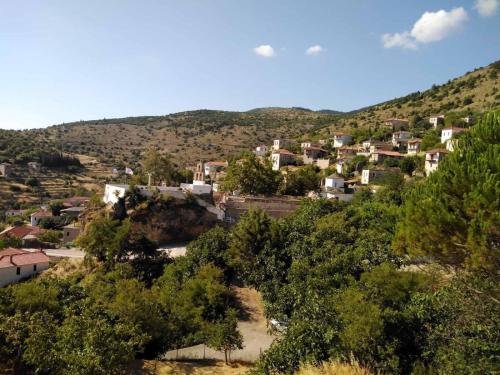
0 0 499 129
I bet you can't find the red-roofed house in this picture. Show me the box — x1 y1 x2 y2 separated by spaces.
0 248 50 286
370 150 403 163
0 226 43 241
441 127 468 144
407 139 422 155
30 209 53 227
384 118 409 131
63 196 90 208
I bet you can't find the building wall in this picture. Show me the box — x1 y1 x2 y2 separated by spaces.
103 184 128 205
0 262 49 287
63 227 80 243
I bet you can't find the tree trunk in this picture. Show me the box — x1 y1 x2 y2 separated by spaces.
224 349 228 364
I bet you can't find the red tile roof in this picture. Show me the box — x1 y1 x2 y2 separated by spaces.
0 250 50 269
0 226 43 240
408 138 422 144
0 248 28 256
31 210 52 218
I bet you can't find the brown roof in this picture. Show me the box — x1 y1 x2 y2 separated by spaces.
205 161 228 167
272 149 295 156
408 138 422 144
31 210 52 218
0 250 50 269
0 248 28 256
373 150 402 157
0 226 43 240
426 148 449 154
304 146 327 152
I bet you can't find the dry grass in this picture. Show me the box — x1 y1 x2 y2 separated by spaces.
132 360 251 375
42 258 86 278
296 360 376 375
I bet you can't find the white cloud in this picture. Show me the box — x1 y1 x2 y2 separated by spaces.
253 45 276 58
382 7 468 50
474 0 498 16
382 32 417 50
305 45 324 55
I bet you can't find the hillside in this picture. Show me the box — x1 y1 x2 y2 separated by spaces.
318 60 500 137
37 109 341 167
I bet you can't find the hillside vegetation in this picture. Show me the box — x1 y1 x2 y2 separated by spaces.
320 60 500 137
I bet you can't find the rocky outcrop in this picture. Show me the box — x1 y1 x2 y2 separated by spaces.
129 196 220 243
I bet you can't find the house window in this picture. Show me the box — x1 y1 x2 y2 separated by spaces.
33 264 37 271
16 267 20 275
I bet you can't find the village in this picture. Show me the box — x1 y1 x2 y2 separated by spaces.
0 114 472 287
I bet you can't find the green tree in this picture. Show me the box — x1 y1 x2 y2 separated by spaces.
281 165 321 196
394 109 500 271
206 309 243 364
221 154 282 195
142 148 177 186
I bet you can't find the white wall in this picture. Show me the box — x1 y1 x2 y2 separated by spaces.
0 262 49 287
103 184 128 205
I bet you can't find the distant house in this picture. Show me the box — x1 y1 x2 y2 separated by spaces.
4 209 26 218
425 149 448 175
429 115 445 128
272 139 290 151
125 167 134 175
300 142 313 149
391 131 412 147
0 248 50 287
370 150 402 163
27 161 41 171
369 142 393 154
335 157 353 175
361 168 401 185
303 147 328 163
255 145 268 157
322 191 354 202
441 127 468 144
30 209 53 227
0 163 12 178
0 226 44 247
333 133 353 148
384 118 409 131
271 150 296 171
60 206 85 219
324 174 345 191
63 196 90 208
407 139 422 155
204 161 228 176
337 147 357 158
62 224 80 244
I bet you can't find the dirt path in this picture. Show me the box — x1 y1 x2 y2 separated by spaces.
163 287 276 363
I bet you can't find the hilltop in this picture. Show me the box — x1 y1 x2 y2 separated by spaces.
318 60 500 137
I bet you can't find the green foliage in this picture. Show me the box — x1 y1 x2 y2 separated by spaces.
206 308 243 364
221 154 282 195
142 148 178 185
0 235 22 250
394 109 500 271
37 229 62 244
420 131 441 151
281 165 321 196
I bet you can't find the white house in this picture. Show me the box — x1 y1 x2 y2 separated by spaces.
441 127 467 144
407 139 422 155
300 142 312 149
429 115 445 128
333 133 353 148
392 131 411 147
255 145 268 157
103 184 129 205
324 174 345 191
204 161 228 176
4 209 26 218
0 248 50 287
425 149 448 175
384 118 409 130
271 150 296 171
125 167 134 175
322 191 354 202
30 209 53 227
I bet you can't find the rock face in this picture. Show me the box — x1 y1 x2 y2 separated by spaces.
129 197 220 243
